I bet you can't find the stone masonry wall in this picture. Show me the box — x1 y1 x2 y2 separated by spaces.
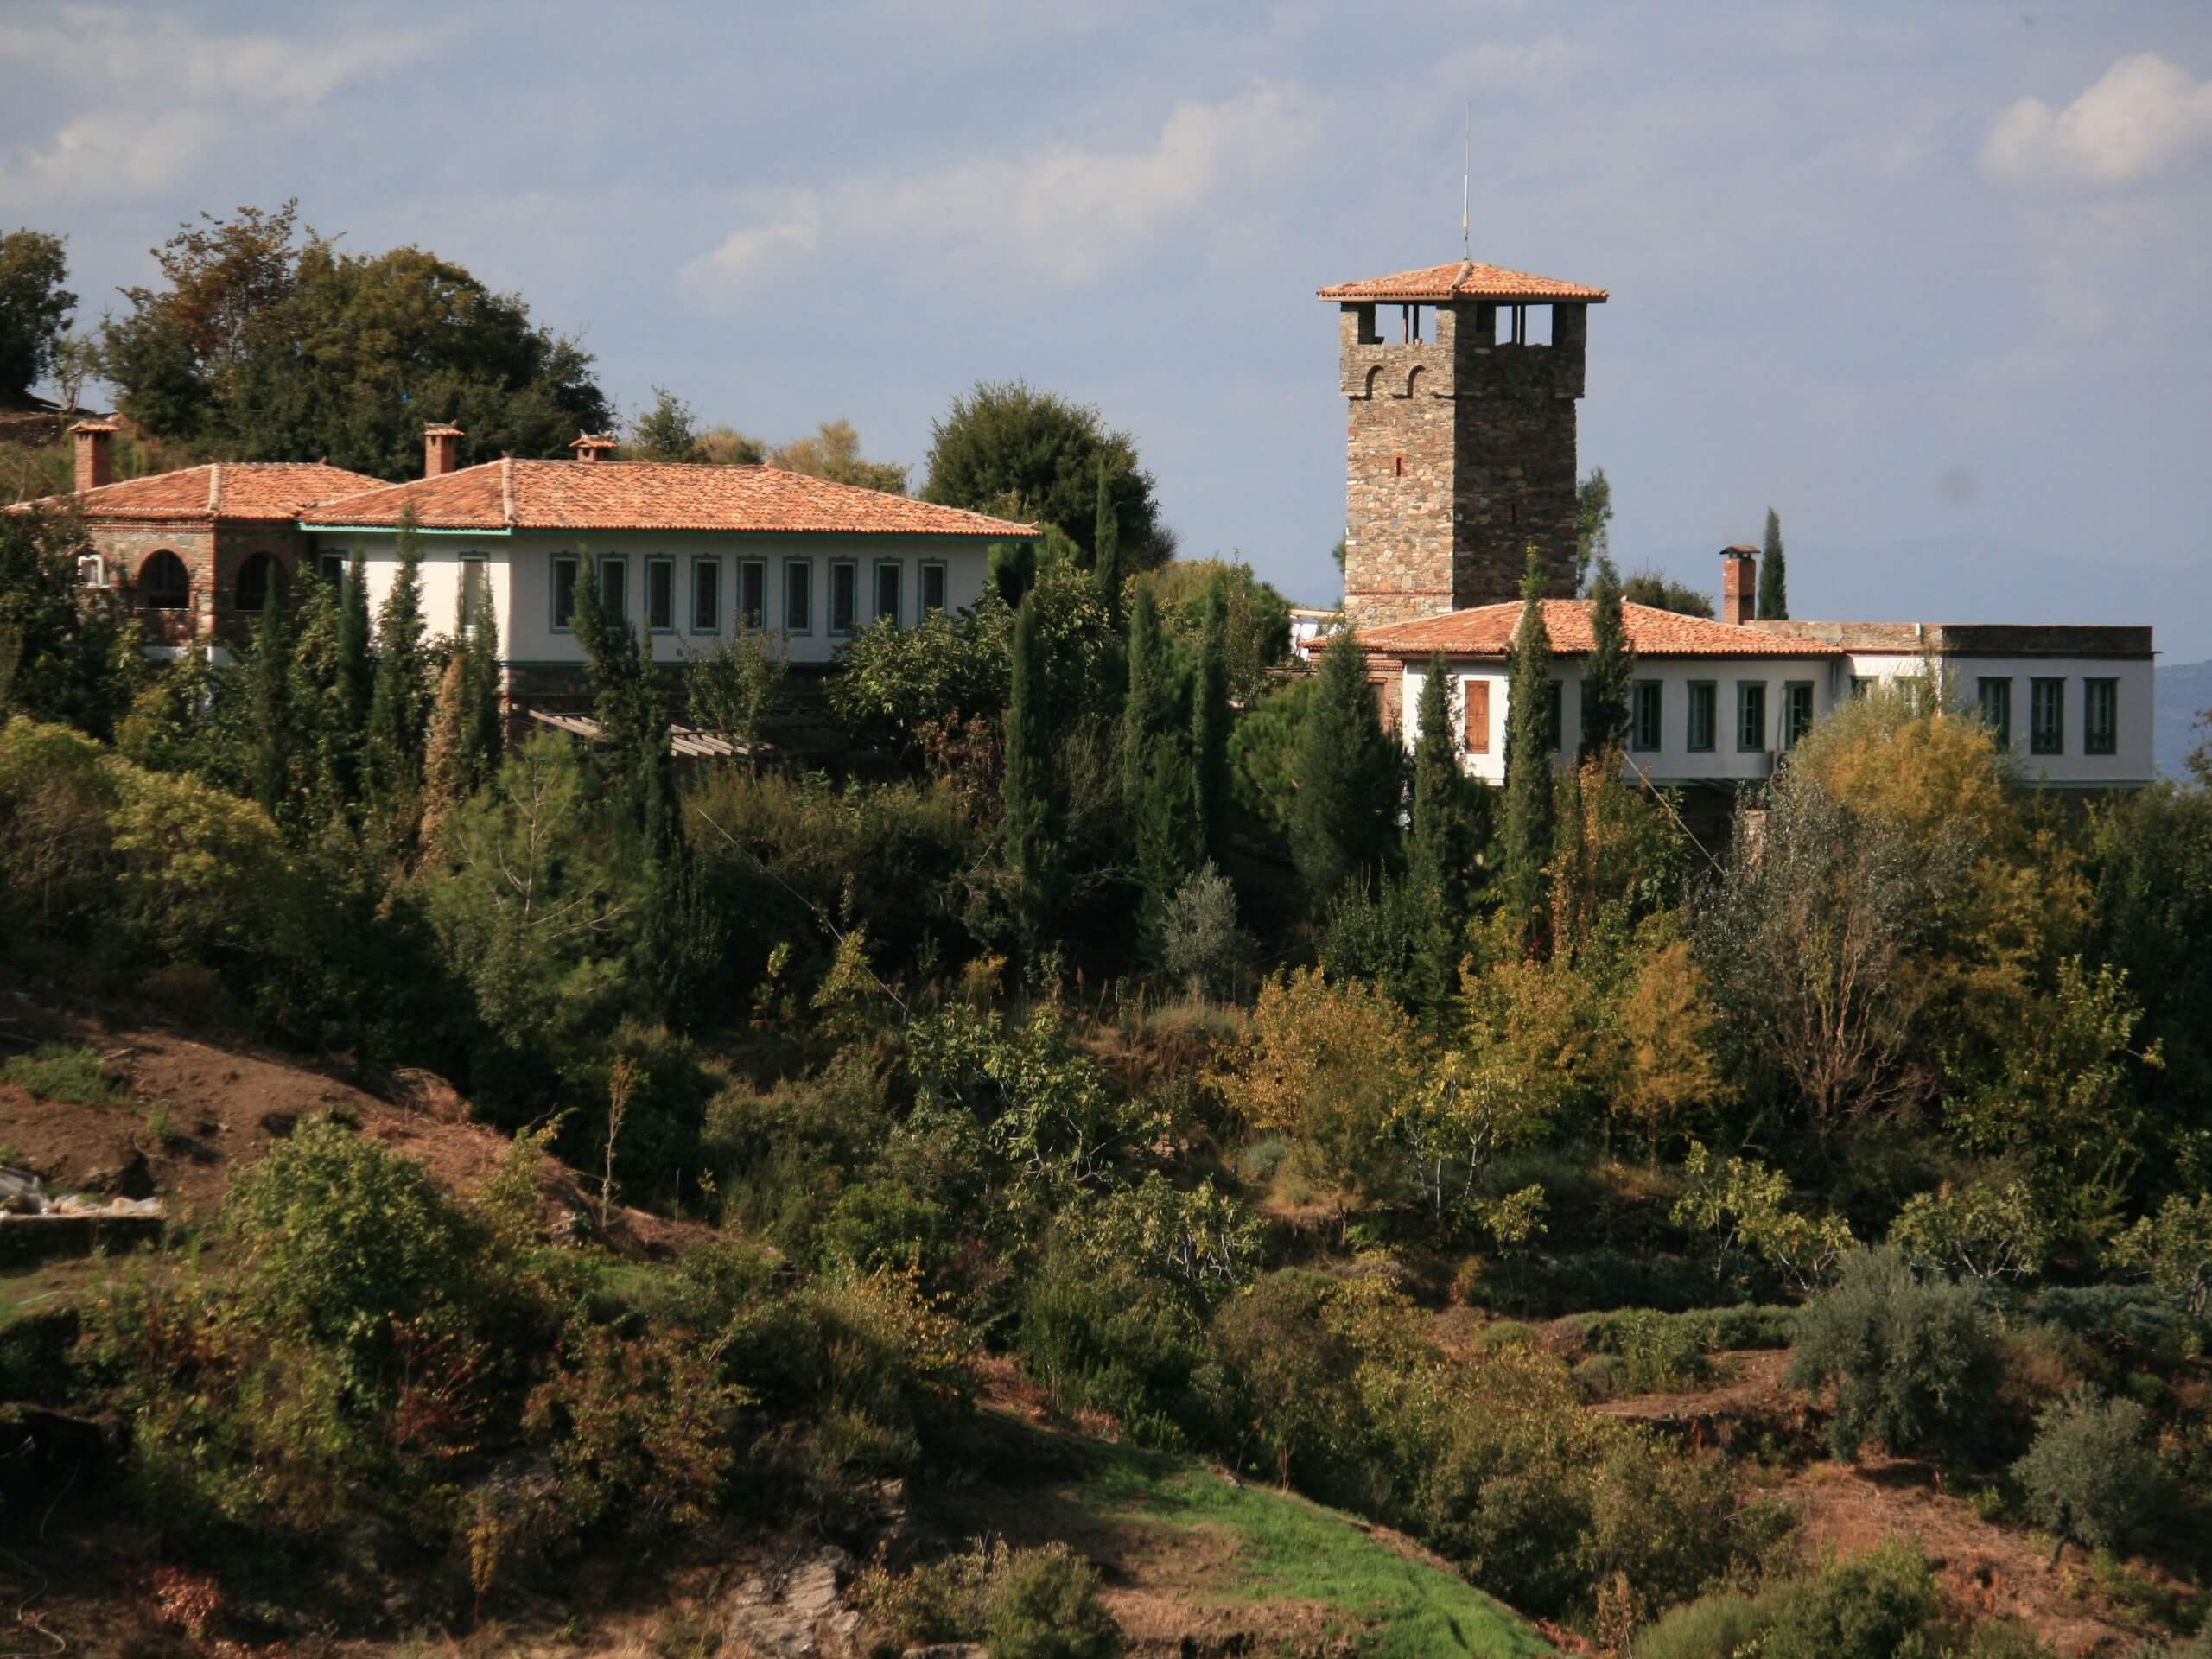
1339 301 1585 634
86 519 309 645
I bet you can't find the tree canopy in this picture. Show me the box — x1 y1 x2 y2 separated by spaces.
99 203 608 477
0 230 74 399
923 379 1170 570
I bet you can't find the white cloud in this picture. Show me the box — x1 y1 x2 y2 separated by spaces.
0 8 440 208
1440 36 1573 91
681 81 1320 302
1981 53 2212 187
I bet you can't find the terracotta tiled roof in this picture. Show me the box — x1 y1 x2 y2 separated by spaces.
17 462 385 523
1357 600 1842 659
298 459 1038 537
1319 259 1608 303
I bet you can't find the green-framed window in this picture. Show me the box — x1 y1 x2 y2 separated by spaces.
645 556 676 633
1850 675 1875 698
829 558 859 636
459 556 489 637
1687 681 1717 753
2030 677 2063 755
1783 682 1814 748
691 556 721 634
874 558 902 628
1977 676 2012 746
596 555 627 627
2084 677 2118 755
919 560 949 613
1737 681 1767 753
784 558 812 634
739 560 766 629
1630 680 1662 752
551 556 578 632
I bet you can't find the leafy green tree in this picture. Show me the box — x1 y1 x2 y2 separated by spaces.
1758 506 1789 620
2110 1193 2212 1319
0 505 133 736
1003 595 1063 952
1120 583 1168 817
1407 654 1483 1022
684 623 786 777
101 203 607 474
1501 549 1559 952
626 385 709 461
1786 1245 2001 1462
923 379 1169 570
1887 1179 2050 1283
1578 556 1633 761
1157 862 1246 1000
1192 575 1232 865
1091 456 1121 598
1288 632 1400 913
2012 1385 2167 1562
364 511 431 818
244 584 291 820
771 418 906 493
1622 567 1713 618
1228 675 1312 836
1573 467 1613 595
1145 558 1292 706
0 230 75 397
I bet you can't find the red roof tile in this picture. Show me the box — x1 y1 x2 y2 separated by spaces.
1319 259 1608 303
20 461 385 523
1357 600 1841 659
298 459 1038 537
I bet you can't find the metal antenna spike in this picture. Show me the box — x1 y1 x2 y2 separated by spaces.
1462 101 1471 260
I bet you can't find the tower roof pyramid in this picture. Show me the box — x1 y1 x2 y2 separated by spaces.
1318 258 1607 303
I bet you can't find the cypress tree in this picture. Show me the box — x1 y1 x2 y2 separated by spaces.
1502 548 1559 954
1408 652 1484 1018
1579 554 1634 760
1003 595 1063 953
464 604 505 792
1092 457 1122 618
418 653 471 854
284 565 355 820
365 510 431 816
1288 631 1401 913
1135 734 1204 915
1192 574 1232 864
246 583 291 821
1758 506 1788 620
1121 582 1166 818
334 546 372 803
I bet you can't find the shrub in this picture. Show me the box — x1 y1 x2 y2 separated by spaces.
1787 1246 2002 1462
1757 1540 1942 1659
1631 1590 1767 1659
984 1541 1122 1659
1 1041 124 1106
1573 1352 1628 1402
2010 1383 2168 1558
0 716 118 944
223 1116 478 1373
1610 1308 1710 1393
1154 861 1247 999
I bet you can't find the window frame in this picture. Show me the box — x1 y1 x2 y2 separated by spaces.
596 555 628 627
1850 675 1875 699
1783 681 1815 749
459 556 489 637
873 557 902 629
828 557 859 637
2083 677 2119 756
1687 680 1717 753
645 555 676 634
1630 678 1662 753
1977 675 2013 747
316 551 346 588
2030 677 2064 756
738 559 766 630
784 557 813 635
1736 681 1768 753
690 555 721 635
551 556 579 633
919 560 949 614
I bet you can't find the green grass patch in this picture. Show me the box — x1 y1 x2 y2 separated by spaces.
2 1042 125 1108
1070 1439 1552 1657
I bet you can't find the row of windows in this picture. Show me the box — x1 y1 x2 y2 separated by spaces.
1974 674 2120 757
1524 678 1817 754
548 555 948 638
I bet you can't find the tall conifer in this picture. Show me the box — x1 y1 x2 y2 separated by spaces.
418 653 471 854
1121 583 1166 817
1579 554 1634 760
1003 595 1062 952
1408 652 1483 1019
1758 506 1788 620
365 509 431 815
1288 631 1401 913
1502 548 1559 954
1192 574 1232 863
1092 458 1122 619
246 583 291 821
464 604 504 792
334 547 372 801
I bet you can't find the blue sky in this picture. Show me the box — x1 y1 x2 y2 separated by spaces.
6 2 2209 658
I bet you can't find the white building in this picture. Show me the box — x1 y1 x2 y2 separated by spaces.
1357 552 2156 791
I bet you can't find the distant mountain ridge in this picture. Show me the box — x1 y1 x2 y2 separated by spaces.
2157 661 2211 780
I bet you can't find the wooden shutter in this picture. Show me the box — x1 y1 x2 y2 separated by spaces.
1463 679 1490 754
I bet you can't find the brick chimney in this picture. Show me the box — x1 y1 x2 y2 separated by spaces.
1719 545 1758 626
568 431 618 463
423 422 465 478
70 418 118 493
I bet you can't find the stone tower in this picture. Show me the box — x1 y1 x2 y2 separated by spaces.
1319 258 1606 632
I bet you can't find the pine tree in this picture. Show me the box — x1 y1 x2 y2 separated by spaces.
245 583 291 821
1579 554 1634 760
1192 573 1232 864
335 548 372 792
1408 652 1483 1020
1003 594 1063 952
285 564 348 816
1135 733 1204 916
365 509 431 818
1502 548 1559 955
1758 506 1788 620
1121 582 1167 818
1092 457 1122 618
418 653 471 854
1289 631 1402 913
464 604 504 792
